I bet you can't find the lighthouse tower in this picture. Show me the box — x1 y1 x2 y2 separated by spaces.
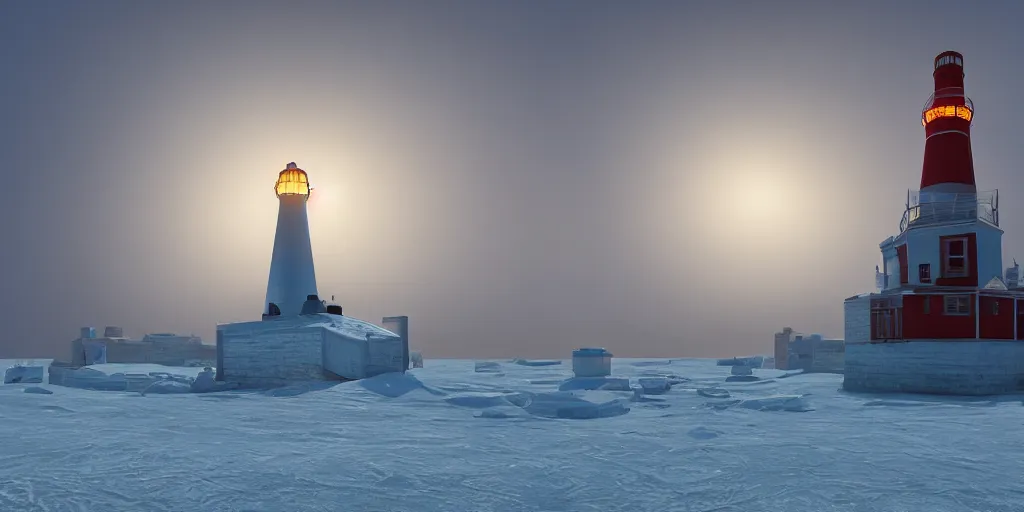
263 162 319 318
215 161 409 387
842 51 1024 396
920 51 976 195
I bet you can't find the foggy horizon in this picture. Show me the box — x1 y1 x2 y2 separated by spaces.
4 0 1024 360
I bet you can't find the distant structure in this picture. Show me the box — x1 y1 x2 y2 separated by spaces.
844 51 1024 395
70 326 215 367
264 162 318 318
773 328 844 373
1005 260 1020 289
572 348 613 378
4 362 44 384
381 316 411 370
216 163 407 387
715 355 765 367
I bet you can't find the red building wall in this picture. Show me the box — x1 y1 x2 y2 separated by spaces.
979 296 1014 340
897 244 909 285
902 294 976 339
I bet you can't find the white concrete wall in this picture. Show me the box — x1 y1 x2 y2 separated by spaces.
843 341 1024 395
322 333 367 380
366 336 407 376
844 295 872 345
220 326 324 387
904 222 1003 286
881 243 901 290
322 332 405 380
975 224 1004 286
808 342 845 374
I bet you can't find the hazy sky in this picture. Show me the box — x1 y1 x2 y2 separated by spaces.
3 0 1024 359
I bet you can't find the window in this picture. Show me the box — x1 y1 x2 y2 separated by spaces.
935 55 963 69
919 263 931 283
944 295 971 316
993 300 1000 315
943 236 969 277
871 309 900 340
923 298 930 314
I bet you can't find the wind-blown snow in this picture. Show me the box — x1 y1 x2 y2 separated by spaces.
1 358 1022 511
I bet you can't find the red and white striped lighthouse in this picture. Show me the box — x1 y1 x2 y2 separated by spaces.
842 51 1024 396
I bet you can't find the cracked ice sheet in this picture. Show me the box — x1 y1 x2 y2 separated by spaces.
0 358 1021 512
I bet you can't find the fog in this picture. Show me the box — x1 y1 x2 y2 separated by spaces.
3 0 1023 358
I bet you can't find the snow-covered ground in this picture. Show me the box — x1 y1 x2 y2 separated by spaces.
1 358 1021 512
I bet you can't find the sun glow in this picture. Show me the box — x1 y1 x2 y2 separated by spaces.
729 172 791 225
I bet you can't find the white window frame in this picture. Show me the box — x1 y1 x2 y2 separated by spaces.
943 237 969 278
944 295 971 316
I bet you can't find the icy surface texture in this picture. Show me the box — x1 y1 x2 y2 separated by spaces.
731 365 754 376
558 376 631 391
4 365 44 384
511 359 562 367
1 358 1021 512
473 361 502 373
636 377 672 395
716 355 765 367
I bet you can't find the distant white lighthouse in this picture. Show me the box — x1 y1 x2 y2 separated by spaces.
215 161 408 387
263 162 318 318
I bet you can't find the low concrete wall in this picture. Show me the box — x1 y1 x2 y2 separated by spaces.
808 343 845 374
219 327 324 387
71 338 216 366
322 333 367 380
843 341 1024 395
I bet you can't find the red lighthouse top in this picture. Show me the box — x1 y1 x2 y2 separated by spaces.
919 51 976 193
932 51 965 92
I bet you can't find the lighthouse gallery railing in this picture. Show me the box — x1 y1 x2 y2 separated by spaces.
900 189 998 232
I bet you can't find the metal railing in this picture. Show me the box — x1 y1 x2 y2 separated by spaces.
922 88 974 113
899 189 998 232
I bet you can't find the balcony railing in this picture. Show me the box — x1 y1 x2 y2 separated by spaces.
899 189 998 232
922 88 974 113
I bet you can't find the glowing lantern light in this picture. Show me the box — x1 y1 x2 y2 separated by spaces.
921 104 973 126
275 162 311 197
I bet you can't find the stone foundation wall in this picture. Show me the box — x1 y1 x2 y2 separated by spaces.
843 341 1024 395
220 328 325 387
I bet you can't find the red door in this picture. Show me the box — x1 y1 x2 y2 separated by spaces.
897 245 909 285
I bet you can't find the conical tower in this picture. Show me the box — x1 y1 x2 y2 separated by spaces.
263 162 318 318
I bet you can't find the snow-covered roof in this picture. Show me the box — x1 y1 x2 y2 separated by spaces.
984 277 1008 290
218 313 400 342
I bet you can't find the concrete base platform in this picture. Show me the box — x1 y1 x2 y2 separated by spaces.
843 341 1024 396
217 313 407 388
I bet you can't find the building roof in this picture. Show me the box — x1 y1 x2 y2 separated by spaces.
218 313 400 342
